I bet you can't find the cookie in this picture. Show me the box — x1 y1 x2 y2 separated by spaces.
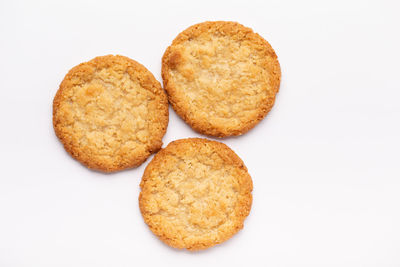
53 55 169 172
139 138 253 250
162 21 281 137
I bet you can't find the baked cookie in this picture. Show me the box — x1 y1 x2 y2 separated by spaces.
53 55 169 172
139 138 253 250
162 21 281 137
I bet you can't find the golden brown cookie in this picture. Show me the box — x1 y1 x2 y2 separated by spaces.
139 138 253 250
162 21 281 137
53 55 169 172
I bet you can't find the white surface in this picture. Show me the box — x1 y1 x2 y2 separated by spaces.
0 0 399 266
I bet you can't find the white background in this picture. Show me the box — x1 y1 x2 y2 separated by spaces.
0 0 399 266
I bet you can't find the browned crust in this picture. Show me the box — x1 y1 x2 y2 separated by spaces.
53 55 169 172
162 21 281 137
139 138 253 250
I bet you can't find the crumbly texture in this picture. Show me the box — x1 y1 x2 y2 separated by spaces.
139 138 253 250
162 21 281 137
53 55 169 172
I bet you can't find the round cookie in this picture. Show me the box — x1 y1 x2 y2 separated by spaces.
53 55 169 172
139 138 253 250
162 21 281 137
